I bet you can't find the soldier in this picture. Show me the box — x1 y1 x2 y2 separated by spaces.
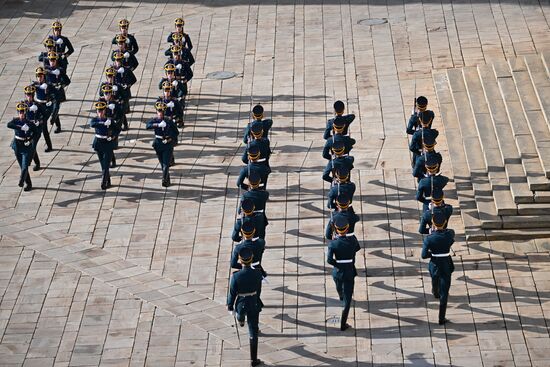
232 198 267 242
8 102 39 191
421 211 455 325
322 141 354 183
230 222 266 277
39 38 67 69
113 53 137 103
326 167 356 210
409 110 438 167
166 45 194 87
239 172 269 225
99 84 123 167
325 194 360 240
412 133 442 182
324 100 355 139
159 63 186 102
23 85 47 171
237 145 271 190
112 36 139 72
417 155 449 212
48 21 74 66
112 19 139 55
89 101 116 190
101 67 128 130
243 105 273 143
168 17 193 50
418 187 453 234
406 96 434 135
32 67 54 152
326 216 361 331
242 123 271 166
157 81 184 127
46 51 70 133
227 247 263 367
145 102 180 187
323 133 355 160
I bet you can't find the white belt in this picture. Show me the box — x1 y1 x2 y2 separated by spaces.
251 261 260 266
432 253 450 257
346 232 355 237
35 98 47 103
255 158 266 162
155 135 166 139
14 135 29 141
95 134 108 139
254 209 264 213
336 259 353 263
238 291 257 297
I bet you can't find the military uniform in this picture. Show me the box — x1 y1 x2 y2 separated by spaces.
242 138 271 166
145 102 180 187
323 134 355 160
48 21 74 66
233 199 267 241
32 67 54 152
99 85 123 167
421 211 455 325
243 105 273 143
227 247 263 367
23 87 47 171
113 60 137 100
112 48 139 72
237 162 270 191
322 151 354 183
406 96 434 135
166 46 194 82
8 103 39 191
90 101 117 190
45 51 71 133
418 187 453 234
409 110 438 167
111 19 139 55
413 151 443 182
326 217 361 331
167 18 193 50
325 210 360 241
324 100 355 139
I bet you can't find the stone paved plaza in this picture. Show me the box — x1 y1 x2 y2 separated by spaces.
1 0 550 366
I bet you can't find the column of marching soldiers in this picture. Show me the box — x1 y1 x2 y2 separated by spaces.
6 17 195 191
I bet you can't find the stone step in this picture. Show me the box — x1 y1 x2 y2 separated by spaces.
517 202 550 215
501 215 550 229
524 54 550 130
467 228 550 241
478 64 548 195
463 66 533 205
508 57 550 178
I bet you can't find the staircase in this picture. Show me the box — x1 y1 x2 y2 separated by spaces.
434 51 550 241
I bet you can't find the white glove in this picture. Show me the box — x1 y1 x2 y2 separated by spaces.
166 101 174 108
428 202 434 210
112 85 118 92
117 67 125 74
104 119 111 127
46 101 52 107
125 38 130 44
228 311 235 316
262 277 269 284
124 52 130 59
60 54 66 59
171 80 178 87
55 38 63 45
40 83 48 90
21 124 29 132
158 121 167 128
108 103 115 110
51 69 60 76
176 64 182 70
29 104 38 112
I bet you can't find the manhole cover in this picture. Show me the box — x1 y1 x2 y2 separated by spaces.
206 71 237 80
357 18 388 26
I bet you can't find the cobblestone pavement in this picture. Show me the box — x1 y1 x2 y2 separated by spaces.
0 1 550 366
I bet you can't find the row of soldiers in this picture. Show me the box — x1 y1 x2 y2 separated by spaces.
226 105 273 366
322 101 361 331
89 17 194 189
7 20 74 191
408 96 455 325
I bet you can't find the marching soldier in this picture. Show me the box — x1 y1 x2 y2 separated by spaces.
412 133 442 182
48 21 74 66
417 155 449 212
39 38 67 69
232 198 267 242
112 36 139 71
113 53 137 104
421 211 455 325
112 19 139 55
8 102 39 191
242 123 271 166
407 96 434 135
145 102 180 187
326 167 356 210
227 247 263 367
239 172 269 225
419 188 453 234
324 100 355 139
159 63 187 102
326 216 361 331
243 105 273 143
237 145 271 190
30 68 55 152
322 140 354 183
101 67 129 130
45 51 70 133
325 194 360 240
89 101 116 190
323 133 355 160
166 45 194 87
168 17 193 50
409 110 438 167
99 84 123 168
157 81 184 127
23 85 47 171
230 222 266 277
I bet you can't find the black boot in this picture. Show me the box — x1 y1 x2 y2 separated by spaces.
340 309 351 331
438 302 448 325
101 171 108 190
162 169 170 187
432 284 440 299
33 152 41 171
110 154 117 168
53 115 61 133
23 174 32 192
122 115 129 131
169 154 175 167
250 338 262 367
43 123 53 152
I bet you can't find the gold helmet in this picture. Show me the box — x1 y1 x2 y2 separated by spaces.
105 66 116 77
16 101 28 112
112 51 124 60
118 18 129 28
164 63 176 73
52 20 62 30
35 66 46 75
170 44 182 54
43 38 55 48
155 101 167 111
334 216 350 236
24 85 36 95
115 34 127 44
47 51 58 60
162 81 172 91
94 101 107 110
174 18 185 26
101 84 113 93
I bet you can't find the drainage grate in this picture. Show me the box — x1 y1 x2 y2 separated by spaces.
206 71 238 80
357 18 388 26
